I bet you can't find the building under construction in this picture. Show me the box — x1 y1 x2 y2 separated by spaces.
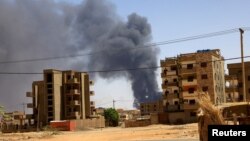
160 49 226 123
225 62 250 102
26 69 104 130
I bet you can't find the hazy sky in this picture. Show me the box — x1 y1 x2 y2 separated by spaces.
2 0 250 111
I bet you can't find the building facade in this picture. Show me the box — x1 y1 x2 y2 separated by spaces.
161 49 226 123
26 69 96 127
226 62 250 102
140 100 163 116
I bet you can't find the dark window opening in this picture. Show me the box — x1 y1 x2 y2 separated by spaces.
48 107 53 111
154 105 157 107
188 88 195 93
200 62 207 67
165 80 168 84
47 89 53 94
166 91 169 95
173 78 177 82
67 75 71 80
174 90 178 94
48 112 53 117
248 88 250 94
201 74 208 79
67 97 72 101
189 100 196 105
48 101 53 105
187 64 193 69
248 76 250 81
47 84 52 89
202 86 208 92
174 101 179 105
190 112 196 117
46 73 52 83
171 66 177 71
141 106 144 108
48 95 53 100
238 82 242 87
187 76 194 82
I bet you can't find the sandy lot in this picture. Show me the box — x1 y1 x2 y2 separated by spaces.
0 123 199 141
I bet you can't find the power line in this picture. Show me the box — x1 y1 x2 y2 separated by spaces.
0 27 249 64
0 55 249 75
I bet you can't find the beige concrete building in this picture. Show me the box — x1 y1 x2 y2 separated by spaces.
161 49 226 123
226 62 250 102
140 100 163 116
26 69 100 128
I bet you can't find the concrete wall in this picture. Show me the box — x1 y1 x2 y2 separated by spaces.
124 119 151 128
75 116 105 129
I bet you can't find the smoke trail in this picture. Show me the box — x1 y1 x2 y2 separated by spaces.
73 0 160 106
0 0 160 110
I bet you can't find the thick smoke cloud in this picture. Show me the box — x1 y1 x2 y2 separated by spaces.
0 0 160 110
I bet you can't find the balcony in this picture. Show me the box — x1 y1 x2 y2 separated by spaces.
161 72 166 78
181 79 197 86
89 80 94 85
90 91 95 96
26 92 33 97
182 91 198 97
67 78 79 84
164 93 179 99
165 105 180 112
69 89 80 95
71 100 80 106
225 87 238 93
182 104 199 110
167 70 177 76
90 101 95 107
179 68 196 75
27 103 33 108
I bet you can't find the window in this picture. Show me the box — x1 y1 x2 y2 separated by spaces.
248 76 250 81
173 78 177 82
46 73 52 83
48 101 53 105
187 76 194 82
47 89 53 94
202 86 208 92
165 80 168 84
187 64 193 69
189 100 196 105
166 91 169 94
249 88 250 94
190 112 196 117
188 88 195 93
48 95 53 100
174 101 179 105
48 112 53 117
174 90 178 94
47 84 52 89
171 66 177 71
48 107 53 111
238 82 242 87
200 62 207 67
201 74 208 79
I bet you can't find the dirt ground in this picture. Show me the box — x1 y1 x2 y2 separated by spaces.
0 123 199 141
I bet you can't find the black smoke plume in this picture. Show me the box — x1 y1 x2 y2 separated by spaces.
0 0 160 110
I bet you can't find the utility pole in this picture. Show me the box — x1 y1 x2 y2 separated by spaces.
239 28 246 102
22 103 26 114
113 99 116 109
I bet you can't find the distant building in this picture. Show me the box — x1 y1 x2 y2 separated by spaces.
225 62 250 102
26 69 104 129
160 49 226 123
140 100 163 116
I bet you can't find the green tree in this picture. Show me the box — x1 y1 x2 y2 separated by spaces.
104 108 119 127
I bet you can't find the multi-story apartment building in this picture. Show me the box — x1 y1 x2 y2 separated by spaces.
161 49 225 123
226 62 250 102
26 69 96 127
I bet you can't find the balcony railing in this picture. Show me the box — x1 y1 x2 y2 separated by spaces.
165 105 180 112
26 92 33 97
164 93 179 99
181 79 197 86
182 91 198 97
182 104 199 110
67 78 79 84
179 68 196 74
27 103 33 108
90 91 95 96
225 87 238 93
69 89 80 95
71 100 80 105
